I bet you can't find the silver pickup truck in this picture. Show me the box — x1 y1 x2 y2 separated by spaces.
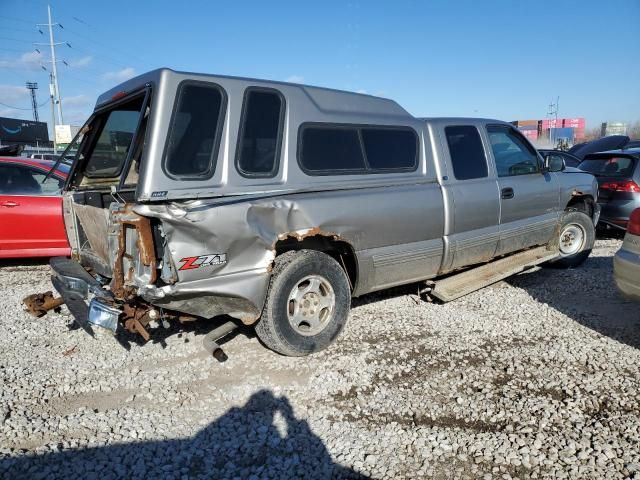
26 69 599 357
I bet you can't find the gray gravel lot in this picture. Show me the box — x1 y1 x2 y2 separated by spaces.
1 238 639 479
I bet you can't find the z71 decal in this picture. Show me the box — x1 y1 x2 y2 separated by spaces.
178 253 227 271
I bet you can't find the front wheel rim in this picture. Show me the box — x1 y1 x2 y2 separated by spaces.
559 223 586 256
286 275 335 336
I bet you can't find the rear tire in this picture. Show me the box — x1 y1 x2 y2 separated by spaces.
255 250 351 356
547 211 595 268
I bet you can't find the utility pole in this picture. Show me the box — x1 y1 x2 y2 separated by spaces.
49 73 57 153
547 96 559 147
36 4 64 125
26 82 39 122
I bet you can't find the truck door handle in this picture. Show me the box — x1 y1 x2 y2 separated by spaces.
501 188 514 199
0 201 20 208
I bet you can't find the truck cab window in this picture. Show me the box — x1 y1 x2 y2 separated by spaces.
236 88 284 177
445 125 488 180
487 126 540 177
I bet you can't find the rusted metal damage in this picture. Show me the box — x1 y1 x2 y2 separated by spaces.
23 291 64 317
121 303 153 341
110 204 158 299
276 226 342 243
120 301 198 342
270 226 344 270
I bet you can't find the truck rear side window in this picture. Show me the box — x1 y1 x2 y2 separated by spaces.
445 125 488 180
236 88 285 177
299 124 418 174
164 82 226 179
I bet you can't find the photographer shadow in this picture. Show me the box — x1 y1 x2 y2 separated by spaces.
0 390 367 480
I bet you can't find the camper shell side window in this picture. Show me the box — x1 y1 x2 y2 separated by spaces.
162 80 227 180
297 123 419 176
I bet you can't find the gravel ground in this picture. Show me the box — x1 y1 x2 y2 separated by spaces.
1 238 639 479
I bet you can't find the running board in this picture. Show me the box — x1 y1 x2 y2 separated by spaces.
430 246 559 303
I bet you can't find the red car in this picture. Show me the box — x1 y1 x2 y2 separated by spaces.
0 157 71 258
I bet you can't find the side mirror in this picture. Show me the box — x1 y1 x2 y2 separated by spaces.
543 154 565 173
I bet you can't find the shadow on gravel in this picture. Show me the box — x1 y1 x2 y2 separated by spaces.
352 282 422 309
506 255 640 350
0 258 50 268
0 390 367 480
112 314 256 352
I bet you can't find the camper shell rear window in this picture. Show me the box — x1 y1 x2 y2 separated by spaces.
82 93 147 179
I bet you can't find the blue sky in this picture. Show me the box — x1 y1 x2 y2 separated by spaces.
1 0 638 132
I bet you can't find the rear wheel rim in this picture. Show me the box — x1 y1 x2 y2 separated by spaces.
559 223 586 256
286 275 335 336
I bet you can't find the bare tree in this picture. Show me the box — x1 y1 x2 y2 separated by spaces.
627 121 640 139
584 127 601 141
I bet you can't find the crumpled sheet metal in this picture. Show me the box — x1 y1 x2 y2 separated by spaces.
133 196 357 323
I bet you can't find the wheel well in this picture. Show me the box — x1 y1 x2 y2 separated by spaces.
274 235 358 291
566 195 594 217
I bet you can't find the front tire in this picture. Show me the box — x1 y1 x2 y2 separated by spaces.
255 250 351 356
548 211 595 268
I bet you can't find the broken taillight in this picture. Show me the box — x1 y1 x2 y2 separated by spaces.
600 180 640 193
628 208 640 236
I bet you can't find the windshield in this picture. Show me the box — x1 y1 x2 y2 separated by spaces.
578 155 637 177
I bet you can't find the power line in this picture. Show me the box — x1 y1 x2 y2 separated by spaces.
66 42 131 70
1 26 38 35
0 46 27 53
0 15 38 25
61 25 150 68
0 99 49 110
0 36 33 44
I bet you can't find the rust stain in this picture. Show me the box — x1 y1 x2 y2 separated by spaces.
110 204 158 298
22 291 64 318
276 226 341 242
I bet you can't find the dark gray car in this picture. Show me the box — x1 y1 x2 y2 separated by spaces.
578 148 640 230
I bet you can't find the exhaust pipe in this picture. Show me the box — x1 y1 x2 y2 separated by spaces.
202 320 238 362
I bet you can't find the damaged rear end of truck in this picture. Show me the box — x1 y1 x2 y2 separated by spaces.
25 70 279 350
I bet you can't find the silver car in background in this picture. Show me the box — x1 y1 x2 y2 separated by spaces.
614 207 640 300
